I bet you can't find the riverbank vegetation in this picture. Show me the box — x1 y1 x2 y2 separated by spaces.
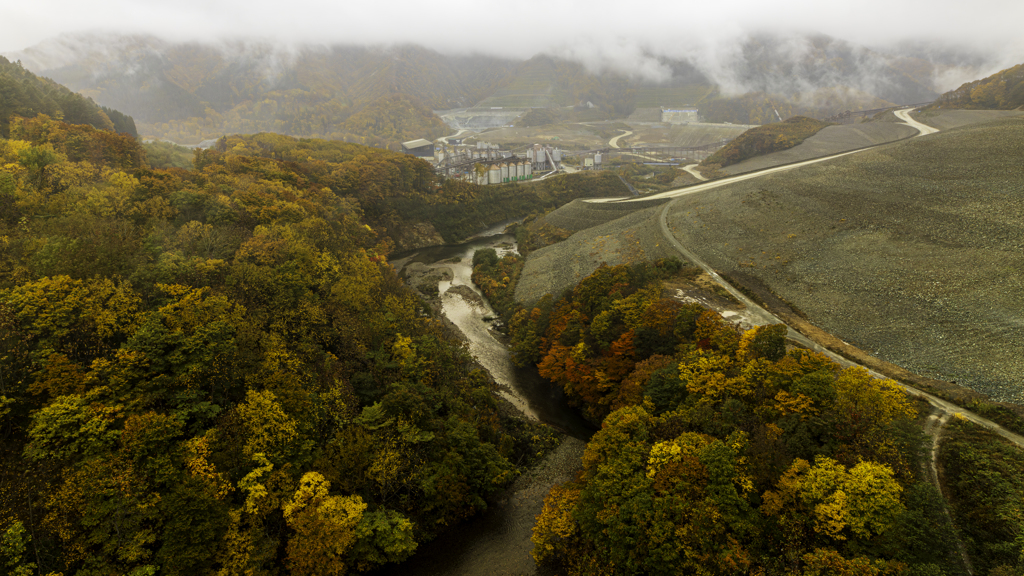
613 162 688 194
472 257 1024 575
382 171 628 245
0 114 562 576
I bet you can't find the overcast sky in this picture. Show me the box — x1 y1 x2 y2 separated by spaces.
3 0 1024 69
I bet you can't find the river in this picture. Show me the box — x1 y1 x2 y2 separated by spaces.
382 228 593 576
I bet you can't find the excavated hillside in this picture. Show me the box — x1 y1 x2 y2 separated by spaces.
664 115 1024 402
721 121 916 174
516 111 1024 403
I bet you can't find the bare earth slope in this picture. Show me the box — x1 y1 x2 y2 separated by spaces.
664 116 1024 401
910 109 1024 131
516 203 678 304
722 122 916 175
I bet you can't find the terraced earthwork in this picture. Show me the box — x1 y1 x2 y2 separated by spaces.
516 111 1024 403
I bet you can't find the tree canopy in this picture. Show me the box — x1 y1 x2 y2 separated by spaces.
0 114 557 576
0 56 137 139
929 62 1024 110
469 258 967 576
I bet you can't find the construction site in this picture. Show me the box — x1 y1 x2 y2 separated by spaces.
425 108 756 184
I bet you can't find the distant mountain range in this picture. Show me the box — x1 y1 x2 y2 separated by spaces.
3 33 1000 145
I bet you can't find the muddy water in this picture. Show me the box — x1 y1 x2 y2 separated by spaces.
384 231 593 576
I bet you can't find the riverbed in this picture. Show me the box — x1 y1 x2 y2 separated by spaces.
383 230 593 576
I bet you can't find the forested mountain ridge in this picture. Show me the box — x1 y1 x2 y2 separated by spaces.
202 131 628 250
339 93 450 145
727 34 938 105
8 35 516 145
5 32 981 144
475 54 640 116
0 113 570 575
695 34 942 124
927 61 1024 110
0 56 137 138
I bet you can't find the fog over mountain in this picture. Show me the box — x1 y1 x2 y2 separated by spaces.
3 0 1023 94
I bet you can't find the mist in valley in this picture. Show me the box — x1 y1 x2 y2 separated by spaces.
3 0 1024 104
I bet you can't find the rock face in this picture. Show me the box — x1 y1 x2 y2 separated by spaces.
390 221 446 252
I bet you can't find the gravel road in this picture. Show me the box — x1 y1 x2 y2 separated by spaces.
665 116 1024 402
722 122 916 175
515 110 1024 403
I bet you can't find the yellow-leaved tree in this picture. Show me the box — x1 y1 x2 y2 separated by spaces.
283 472 367 576
763 455 905 543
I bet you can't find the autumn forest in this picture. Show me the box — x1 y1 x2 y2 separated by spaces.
0 44 1023 576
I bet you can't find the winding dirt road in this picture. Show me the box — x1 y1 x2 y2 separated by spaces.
608 129 632 148
682 164 707 181
589 108 936 205
438 128 470 144
585 108 1024 450
895 108 940 136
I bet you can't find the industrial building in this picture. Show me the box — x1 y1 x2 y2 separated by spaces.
662 108 700 124
525 144 562 172
401 138 435 159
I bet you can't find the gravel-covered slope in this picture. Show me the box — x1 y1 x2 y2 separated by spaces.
664 116 1024 402
722 122 916 175
515 204 678 304
539 197 668 232
912 109 1024 131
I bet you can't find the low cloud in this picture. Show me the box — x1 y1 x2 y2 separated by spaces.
3 0 1023 95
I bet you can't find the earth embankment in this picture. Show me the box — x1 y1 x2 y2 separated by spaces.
515 203 677 304
911 109 1024 131
664 116 1024 402
514 110 1024 403
721 121 916 175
